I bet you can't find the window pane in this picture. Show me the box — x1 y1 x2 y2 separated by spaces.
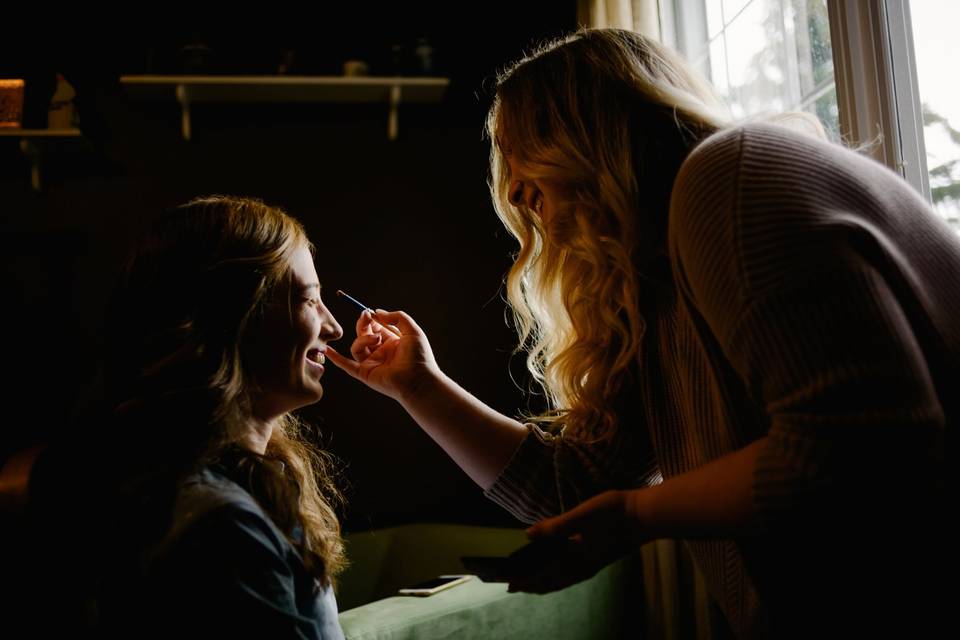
801 1 833 88
707 1 725 38
724 0 789 116
791 0 839 139
910 0 960 231
672 0 839 141
723 0 752 24
709 35 731 101
807 85 840 140
787 0 833 94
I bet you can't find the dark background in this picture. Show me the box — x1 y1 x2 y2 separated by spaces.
0 4 577 534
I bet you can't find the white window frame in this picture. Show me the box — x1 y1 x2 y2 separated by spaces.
657 0 932 203
828 0 930 200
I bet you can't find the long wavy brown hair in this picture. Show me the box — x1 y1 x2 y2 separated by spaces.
488 29 729 441
105 195 345 586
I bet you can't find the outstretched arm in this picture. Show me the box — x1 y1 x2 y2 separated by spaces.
325 309 526 489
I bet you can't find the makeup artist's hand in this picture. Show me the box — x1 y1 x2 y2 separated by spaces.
326 309 441 402
509 490 646 594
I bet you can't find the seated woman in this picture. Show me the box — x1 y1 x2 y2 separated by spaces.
93 195 347 639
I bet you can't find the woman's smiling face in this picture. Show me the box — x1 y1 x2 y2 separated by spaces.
504 149 564 228
246 243 343 421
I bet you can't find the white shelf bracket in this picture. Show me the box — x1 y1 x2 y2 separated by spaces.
388 84 401 141
175 84 192 141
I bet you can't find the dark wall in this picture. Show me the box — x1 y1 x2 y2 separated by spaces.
1 6 576 533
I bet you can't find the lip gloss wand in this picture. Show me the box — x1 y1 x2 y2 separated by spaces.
335 290 402 338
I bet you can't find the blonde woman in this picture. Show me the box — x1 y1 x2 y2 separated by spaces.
329 29 951 638
97 196 347 639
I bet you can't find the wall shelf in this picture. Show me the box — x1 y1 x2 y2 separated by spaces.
0 128 83 192
120 75 450 141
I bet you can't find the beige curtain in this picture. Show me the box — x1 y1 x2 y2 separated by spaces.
640 539 731 639
576 0 661 39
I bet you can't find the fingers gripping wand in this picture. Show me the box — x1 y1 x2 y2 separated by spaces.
335 290 402 338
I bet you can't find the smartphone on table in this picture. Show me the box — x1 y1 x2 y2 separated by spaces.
397 574 473 596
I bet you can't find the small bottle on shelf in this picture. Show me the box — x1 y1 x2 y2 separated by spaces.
47 73 77 130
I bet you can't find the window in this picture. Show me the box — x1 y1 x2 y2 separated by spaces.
910 1 960 229
659 0 960 232
662 0 840 140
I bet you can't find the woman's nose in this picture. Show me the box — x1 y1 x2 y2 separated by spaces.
508 179 525 207
320 306 344 342
509 179 538 209
327 318 344 342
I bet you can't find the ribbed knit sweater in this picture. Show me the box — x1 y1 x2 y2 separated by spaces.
486 123 953 638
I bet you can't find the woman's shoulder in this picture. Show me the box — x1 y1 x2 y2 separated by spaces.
680 120 841 176
672 119 915 241
175 466 258 514
681 119 900 191
160 466 287 556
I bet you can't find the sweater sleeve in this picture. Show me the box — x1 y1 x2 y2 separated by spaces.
485 423 662 524
670 124 946 533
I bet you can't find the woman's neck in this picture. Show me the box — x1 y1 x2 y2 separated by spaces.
242 416 275 455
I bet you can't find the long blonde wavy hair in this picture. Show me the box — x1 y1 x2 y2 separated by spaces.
107 195 345 585
488 29 729 441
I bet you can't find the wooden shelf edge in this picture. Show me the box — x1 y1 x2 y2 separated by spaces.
120 75 450 87
0 128 82 138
